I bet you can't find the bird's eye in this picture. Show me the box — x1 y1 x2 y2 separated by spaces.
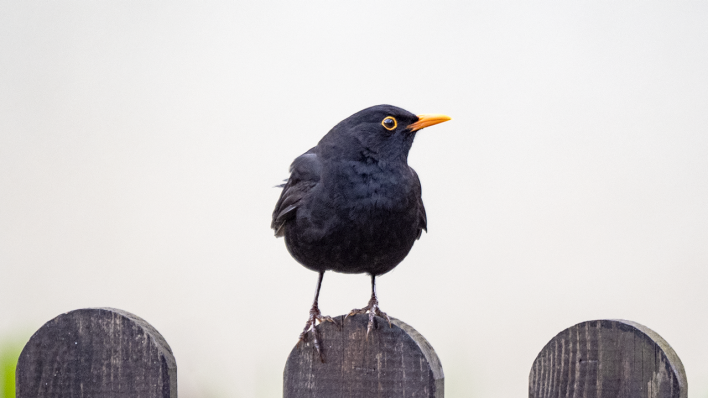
382 117 397 131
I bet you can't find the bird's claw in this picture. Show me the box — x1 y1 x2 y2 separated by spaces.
319 314 338 327
347 295 391 338
298 304 335 362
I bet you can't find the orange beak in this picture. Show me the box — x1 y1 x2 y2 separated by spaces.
407 114 452 132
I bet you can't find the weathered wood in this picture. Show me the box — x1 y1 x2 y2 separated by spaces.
284 314 443 398
16 308 177 398
529 319 686 398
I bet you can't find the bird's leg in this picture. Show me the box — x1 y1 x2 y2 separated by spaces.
346 274 392 337
298 271 337 362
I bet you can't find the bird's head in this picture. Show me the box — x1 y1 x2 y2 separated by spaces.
319 104 451 163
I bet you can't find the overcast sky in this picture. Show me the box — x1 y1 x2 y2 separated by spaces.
2 1 707 397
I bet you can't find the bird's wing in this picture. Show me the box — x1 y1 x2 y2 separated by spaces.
411 168 427 239
271 148 321 237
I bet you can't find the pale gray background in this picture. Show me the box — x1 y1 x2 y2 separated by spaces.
1 1 707 397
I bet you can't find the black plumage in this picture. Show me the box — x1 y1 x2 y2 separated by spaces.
272 104 450 360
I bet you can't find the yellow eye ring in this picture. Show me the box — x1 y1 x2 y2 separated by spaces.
382 116 397 131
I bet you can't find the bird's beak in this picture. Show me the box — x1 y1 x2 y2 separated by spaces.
408 114 452 132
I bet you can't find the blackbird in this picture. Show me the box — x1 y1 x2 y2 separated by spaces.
272 104 450 360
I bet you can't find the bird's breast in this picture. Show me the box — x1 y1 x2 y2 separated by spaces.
284 161 421 275
328 163 415 215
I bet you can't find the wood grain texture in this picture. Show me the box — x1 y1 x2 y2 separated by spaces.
16 308 177 398
284 314 443 398
529 320 686 398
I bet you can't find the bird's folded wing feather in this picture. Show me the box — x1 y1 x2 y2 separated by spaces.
271 149 321 237
412 168 427 239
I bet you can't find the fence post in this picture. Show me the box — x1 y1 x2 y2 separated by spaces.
529 319 686 398
283 314 443 398
16 307 177 398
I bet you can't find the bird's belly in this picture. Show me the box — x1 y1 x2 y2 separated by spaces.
284 206 419 276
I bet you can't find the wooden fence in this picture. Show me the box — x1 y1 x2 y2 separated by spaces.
13 308 686 397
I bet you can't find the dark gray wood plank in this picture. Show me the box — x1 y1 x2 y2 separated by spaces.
16 307 177 398
529 319 686 398
284 314 443 398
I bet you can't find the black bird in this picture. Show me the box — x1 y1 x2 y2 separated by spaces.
272 104 450 359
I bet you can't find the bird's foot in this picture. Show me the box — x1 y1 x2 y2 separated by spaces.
297 304 337 362
346 295 391 338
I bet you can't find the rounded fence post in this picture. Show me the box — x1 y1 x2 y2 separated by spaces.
16 307 177 398
284 314 444 398
529 319 686 398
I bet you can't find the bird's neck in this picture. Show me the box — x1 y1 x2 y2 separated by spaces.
321 158 413 208
319 130 412 166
